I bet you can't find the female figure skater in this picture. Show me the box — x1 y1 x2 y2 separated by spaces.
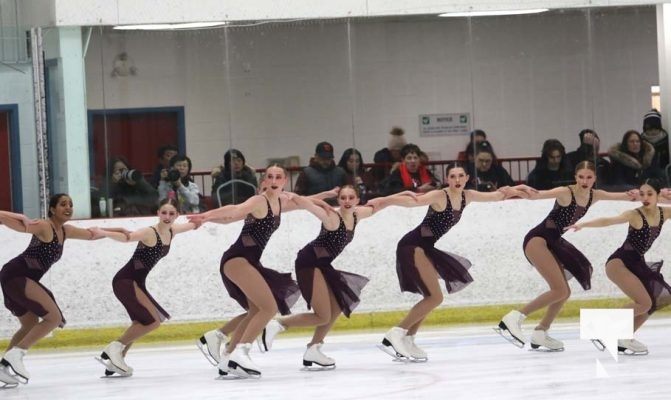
566 179 671 355
91 198 198 376
255 186 415 369
190 165 326 379
0 194 104 386
497 161 636 351
380 163 527 361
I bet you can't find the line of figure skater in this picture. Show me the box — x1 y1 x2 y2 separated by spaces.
1 161 671 387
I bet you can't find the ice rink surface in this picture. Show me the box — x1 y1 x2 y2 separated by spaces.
2 318 670 399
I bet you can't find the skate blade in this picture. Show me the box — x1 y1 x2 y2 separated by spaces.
618 347 649 356
493 327 525 349
0 363 28 384
529 346 565 352
227 362 261 379
301 364 336 372
301 360 336 371
256 328 269 353
1 382 19 389
591 339 606 352
215 370 243 380
196 339 219 366
94 356 132 376
377 344 410 362
408 356 428 363
0 367 20 388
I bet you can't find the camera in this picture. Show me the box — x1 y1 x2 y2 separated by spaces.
164 168 181 182
121 169 142 184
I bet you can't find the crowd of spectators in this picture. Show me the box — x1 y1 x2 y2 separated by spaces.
92 108 671 218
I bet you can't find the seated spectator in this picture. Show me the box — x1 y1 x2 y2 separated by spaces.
381 143 438 195
158 154 201 213
608 130 664 189
457 129 488 162
466 142 514 191
526 139 574 190
641 109 669 168
106 156 158 216
337 148 377 203
150 144 179 188
211 149 259 205
566 129 611 185
373 127 407 182
295 141 346 204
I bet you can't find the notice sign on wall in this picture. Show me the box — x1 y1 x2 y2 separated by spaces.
419 113 470 137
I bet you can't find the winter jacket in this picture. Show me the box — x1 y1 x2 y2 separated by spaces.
608 141 663 188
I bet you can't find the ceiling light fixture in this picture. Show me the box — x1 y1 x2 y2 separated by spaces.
113 22 228 30
439 9 549 17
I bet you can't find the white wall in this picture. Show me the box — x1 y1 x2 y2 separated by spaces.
83 8 658 173
3 200 669 337
17 0 664 27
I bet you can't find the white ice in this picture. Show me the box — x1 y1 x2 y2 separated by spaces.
2 318 670 399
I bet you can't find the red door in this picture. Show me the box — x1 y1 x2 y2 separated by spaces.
0 111 11 211
91 111 180 186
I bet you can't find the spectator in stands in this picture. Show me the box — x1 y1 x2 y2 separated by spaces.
158 154 201 213
526 139 574 190
466 142 514 192
381 144 438 195
211 149 259 205
566 129 610 185
295 142 346 205
608 130 664 189
373 127 407 182
458 129 488 162
150 144 179 188
107 156 158 216
641 109 669 168
337 148 377 203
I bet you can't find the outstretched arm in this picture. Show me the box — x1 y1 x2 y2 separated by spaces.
290 194 335 222
565 210 634 231
593 189 638 202
0 210 40 234
357 191 418 218
189 195 264 225
89 226 154 242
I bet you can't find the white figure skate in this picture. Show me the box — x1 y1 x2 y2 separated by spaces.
378 327 412 361
0 365 19 389
95 341 132 375
0 347 29 384
529 330 564 352
403 335 428 362
302 343 335 371
227 343 261 378
197 329 227 365
257 319 285 353
494 310 526 348
617 339 648 355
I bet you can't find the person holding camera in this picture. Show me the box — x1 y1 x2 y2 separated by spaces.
158 154 201 214
466 142 514 192
108 157 158 217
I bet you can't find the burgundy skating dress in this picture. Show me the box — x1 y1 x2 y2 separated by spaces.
220 196 300 315
112 227 172 325
523 187 593 290
396 190 473 295
0 225 67 326
607 208 671 313
295 213 369 317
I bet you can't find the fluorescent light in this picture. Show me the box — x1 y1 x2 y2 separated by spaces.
439 9 549 17
113 22 228 30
